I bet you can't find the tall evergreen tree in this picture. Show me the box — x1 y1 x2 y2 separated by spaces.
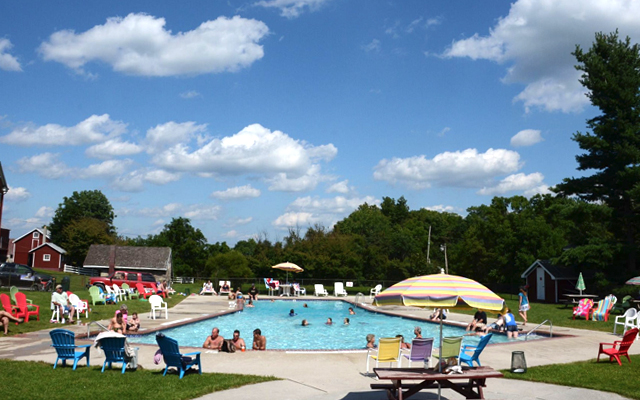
556 31 640 275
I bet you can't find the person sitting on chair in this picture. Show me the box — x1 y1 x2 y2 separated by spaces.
200 280 216 295
248 284 259 300
51 284 75 323
429 308 447 321
1 311 23 334
221 281 230 295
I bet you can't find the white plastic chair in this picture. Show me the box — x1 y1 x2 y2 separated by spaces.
314 284 328 297
369 284 382 299
104 285 119 303
69 293 89 319
614 308 638 334
293 283 306 296
111 284 125 302
334 282 348 297
149 295 168 319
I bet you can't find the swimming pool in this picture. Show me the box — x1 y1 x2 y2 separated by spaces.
128 300 537 350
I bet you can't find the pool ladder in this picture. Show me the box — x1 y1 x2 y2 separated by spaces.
87 321 110 337
525 319 552 340
355 292 366 305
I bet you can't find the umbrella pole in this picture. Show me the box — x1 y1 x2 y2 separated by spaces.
438 316 443 400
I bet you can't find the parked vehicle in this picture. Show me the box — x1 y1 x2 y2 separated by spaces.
0 262 56 291
89 270 157 291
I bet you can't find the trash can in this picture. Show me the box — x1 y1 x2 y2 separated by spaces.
61 276 71 292
511 351 527 373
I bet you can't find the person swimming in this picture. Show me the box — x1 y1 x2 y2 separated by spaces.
289 309 297 317
344 317 350 325
301 319 309 326
326 317 333 325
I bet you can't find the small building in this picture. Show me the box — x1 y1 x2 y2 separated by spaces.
10 228 50 266
83 244 172 280
30 242 67 270
520 259 580 303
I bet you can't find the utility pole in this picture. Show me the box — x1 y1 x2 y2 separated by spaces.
426 225 431 265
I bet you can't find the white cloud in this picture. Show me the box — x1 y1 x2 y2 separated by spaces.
35 206 54 218
228 217 253 226
442 0 640 113
511 129 543 147
16 153 71 178
524 184 552 197
373 148 522 189
180 90 201 99
326 180 353 194
363 39 381 53
223 230 239 238
145 121 207 154
85 139 143 159
144 169 181 185
438 127 451 137
255 0 330 19
211 185 261 200
153 124 337 181
39 14 269 77
80 159 133 179
111 168 181 192
0 114 127 146
0 38 22 71
121 202 219 221
4 186 30 201
183 204 221 220
273 212 317 228
267 164 328 192
477 172 545 196
423 205 461 214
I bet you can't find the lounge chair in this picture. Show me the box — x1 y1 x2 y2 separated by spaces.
614 308 638 335
10 286 33 307
50 329 90 370
432 336 463 364
150 282 166 298
612 295 633 315
591 294 617 321
104 285 119 303
597 327 639 365
149 295 168 319
219 281 231 296
99 336 130 373
292 283 306 296
14 292 39 322
111 284 126 302
0 293 19 323
334 282 348 297
68 293 89 320
459 333 493 367
264 278 275 296
369 284 382 300
88 286 106 306
314 284 328 297
136 283 153 300
401 337 434 368
573 298 594 320
156 334 202 379
366 337 402 373
121 283 138 300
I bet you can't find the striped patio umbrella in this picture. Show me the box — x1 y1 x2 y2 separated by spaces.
374 271 504 394
576 272 586 295
625 276 640 285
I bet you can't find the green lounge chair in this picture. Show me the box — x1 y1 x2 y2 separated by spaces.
432 336 463 364
121 283 139 300
612 295 632 315
89 286 106 306
10 286 36 310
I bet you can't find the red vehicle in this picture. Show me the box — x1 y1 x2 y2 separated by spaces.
89 270 157 291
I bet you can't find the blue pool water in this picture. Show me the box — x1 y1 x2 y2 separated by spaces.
128 300 533 350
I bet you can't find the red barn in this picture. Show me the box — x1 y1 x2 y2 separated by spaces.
10 228 50 266
30 242 66 270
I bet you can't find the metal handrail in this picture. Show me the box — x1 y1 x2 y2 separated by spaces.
87 321 109 337
355 292 365 305
525 319 552 340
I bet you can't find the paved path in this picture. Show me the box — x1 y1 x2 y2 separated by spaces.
1 294 636 400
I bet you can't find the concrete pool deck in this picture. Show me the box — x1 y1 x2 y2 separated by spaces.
1 294 637 400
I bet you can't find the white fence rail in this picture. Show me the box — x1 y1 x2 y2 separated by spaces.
63 264 99 276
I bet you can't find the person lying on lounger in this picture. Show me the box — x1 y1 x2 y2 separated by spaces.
200 280 216 295
1 311 23 334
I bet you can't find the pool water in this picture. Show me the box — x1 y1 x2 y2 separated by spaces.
128 300 534 350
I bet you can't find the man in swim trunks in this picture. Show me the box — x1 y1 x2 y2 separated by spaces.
252 328 266 350
248 284 259 300
203 327 224 350
230 329 246 351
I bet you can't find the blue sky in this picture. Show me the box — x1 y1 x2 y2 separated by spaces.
1 0 639 245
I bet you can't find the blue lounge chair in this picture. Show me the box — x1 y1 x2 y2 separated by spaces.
99 336 129 373
156 334 202 379
50 329 90 370
459 333 493 367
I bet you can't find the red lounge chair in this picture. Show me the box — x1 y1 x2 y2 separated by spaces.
15 292 40 322
597 327 638 365
150 282 166 298
0 293 19 324
136 283 152 300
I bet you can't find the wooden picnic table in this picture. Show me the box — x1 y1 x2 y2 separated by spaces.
372 366 503 400
561 294 599 306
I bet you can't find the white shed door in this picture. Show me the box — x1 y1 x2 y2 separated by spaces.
536 267 545 300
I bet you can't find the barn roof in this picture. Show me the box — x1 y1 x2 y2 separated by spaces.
83 244 171 271
520 259 580 280
30 242 66 254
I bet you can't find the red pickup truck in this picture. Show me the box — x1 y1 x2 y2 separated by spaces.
89 271 158 291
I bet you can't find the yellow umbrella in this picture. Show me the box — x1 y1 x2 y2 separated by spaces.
271 262 303 283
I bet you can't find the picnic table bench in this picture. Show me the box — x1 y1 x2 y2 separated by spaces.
372 366 503 400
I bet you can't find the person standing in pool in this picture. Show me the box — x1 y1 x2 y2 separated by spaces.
289 309 297 317
203 327 224 350
503 309 519 339
230 329 246 351
348 307 355 315
366 334 376 349
301 319 309 326
344 317 350 325
414 326 422 339
326 317 333 325
252 328 266 350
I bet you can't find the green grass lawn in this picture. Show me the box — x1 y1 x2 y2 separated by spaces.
502 354 640 399
453 293 620 333
0 359 277 400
